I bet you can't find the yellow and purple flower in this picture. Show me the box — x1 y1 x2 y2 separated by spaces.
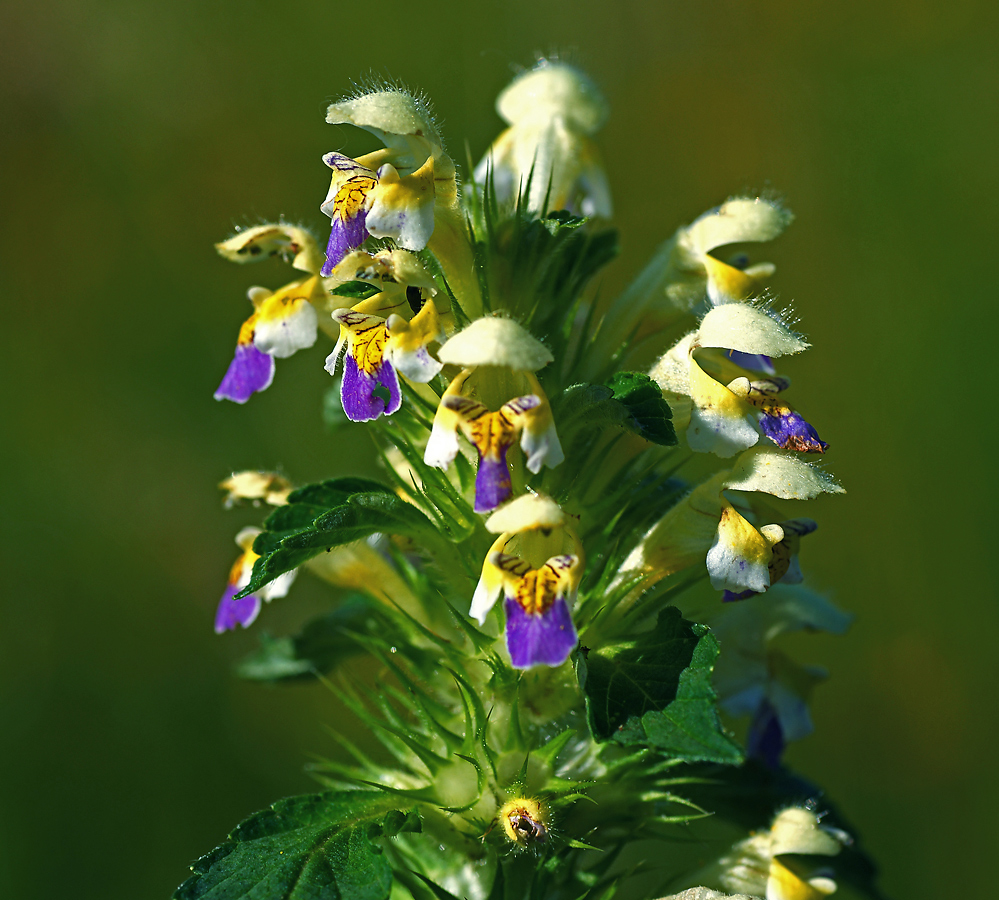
214 276 327 403
319 89 458 276
651 301 826 458
471 495 582 668
720 516 817 602
616 445 842 597
425 318 563 513
325 285 446 422
213 224 332 404
215 527 297 633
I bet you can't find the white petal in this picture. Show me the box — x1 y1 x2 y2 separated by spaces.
437 317 553 371
390 344 443 382
705 503 776 593
687 356 760 457
520 419 564 473
259 568 297 601
326 90 442 155
484 494 565 534
496 62 608 134
469 576 501 625
769 807 845 857
724 446 845 500
366 174 436 251
424 419 460 469
253 301 318 359
697 302 809 357
324 335 346 376
685 197 793 256
577 155 613 218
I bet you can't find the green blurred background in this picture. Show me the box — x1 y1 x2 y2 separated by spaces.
2 0 995 897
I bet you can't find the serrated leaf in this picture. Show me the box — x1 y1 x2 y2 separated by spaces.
578 607 742 764
331 280 382 300
237 598 402 682
239 489 439 598
555 378 675 451
287 478 395 509
605 372 677 446
174 790 420 900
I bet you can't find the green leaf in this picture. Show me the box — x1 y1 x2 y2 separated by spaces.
604 372 677 446
330 280 382 300
174 790 420 900
554 378 675 452
577 607 742 764
237 598 402 682
239 485 439 599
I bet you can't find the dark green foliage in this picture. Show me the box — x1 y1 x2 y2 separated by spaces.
174 791 420 900
578 607 742 764
330 281 383 300
237 597 402 682
555 375 675 453
604 372 677 446
238 481 441 598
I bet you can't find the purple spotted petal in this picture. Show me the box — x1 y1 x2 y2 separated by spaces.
474 451 512 514
504 596 578 669
727 350 776 374
759 408 828 453
340 352 402 422
321 209 369 276
746 698 784 769
214 584 262 633
722 588 757 602
214 344 275 404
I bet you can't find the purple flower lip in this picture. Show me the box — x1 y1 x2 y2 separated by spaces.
214 584 262 633
214 343 275 404
474 452 513 513
759 408 828 453
728 350 776 375
321 208 369 276
340 352 401 422
746 699 784 770
504 596 577 669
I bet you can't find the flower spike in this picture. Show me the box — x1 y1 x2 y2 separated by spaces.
197 68 867 900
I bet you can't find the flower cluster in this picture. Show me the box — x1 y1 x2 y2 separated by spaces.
187 61 880 900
